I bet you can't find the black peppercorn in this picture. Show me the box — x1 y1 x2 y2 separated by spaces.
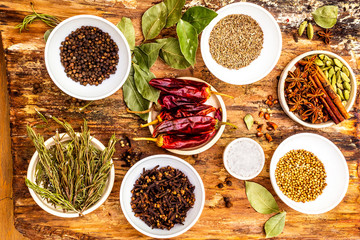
217 183 224 188
60 26 119 86
225 201 233 208
226 180 232 186
223 196 230 202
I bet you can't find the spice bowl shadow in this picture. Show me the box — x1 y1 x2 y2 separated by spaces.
26 133 115 218
278 50 357 128
45 15 131 100
119 154 205 238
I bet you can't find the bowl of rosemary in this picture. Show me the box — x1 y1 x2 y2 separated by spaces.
26 117 116 218
278 50 356 128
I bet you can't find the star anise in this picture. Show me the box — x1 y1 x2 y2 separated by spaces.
301 102 324 123
318 29 333 45
308 88 324 102
288 95 305 112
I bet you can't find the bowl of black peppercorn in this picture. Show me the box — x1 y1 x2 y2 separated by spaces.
45 15 131 100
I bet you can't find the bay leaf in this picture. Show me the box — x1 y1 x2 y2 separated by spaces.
176 19 198 66
265 212 286 238
157 38 191 69
122 66 150 121
181 6 218 34
312 5 338 29
164 0 185 28
245 181 280 214
116 17 135 50
133 63 160 102
133 47 149 71
139 42 165 68
142 2 167 41
44 29 52 42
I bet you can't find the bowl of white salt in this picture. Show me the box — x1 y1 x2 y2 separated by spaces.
223 138 265 180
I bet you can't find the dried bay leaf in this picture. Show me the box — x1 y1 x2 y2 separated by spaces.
142 2 167 41
133 63 160 103
182 6 217 34
139 42 165 68
244 114 254 130
245 181 280 214
133 47 149 71
164 0 185 28
116 17 135 50
264 212 286 238
157 38 191 69
176 19 198 66
312 5 338 29
44 29 52 42
122 66 150 121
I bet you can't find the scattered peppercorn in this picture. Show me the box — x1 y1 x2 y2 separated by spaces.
223 196 230 202
225 201 233 208
60 26 119 86
226 180 232 186
275 149 327 202
217 183 224 188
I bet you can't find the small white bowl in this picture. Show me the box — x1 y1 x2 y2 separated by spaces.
45 15 131 100
119 154 205 238
27 133 115 218
270 133 349 214
223 138 265 180
200 2 282 85
278 50 357 128
147 77 227 155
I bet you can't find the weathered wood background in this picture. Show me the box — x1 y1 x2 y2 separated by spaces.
0 0 359 239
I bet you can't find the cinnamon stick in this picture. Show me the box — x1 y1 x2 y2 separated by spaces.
315 66 350 119
308 75 342 124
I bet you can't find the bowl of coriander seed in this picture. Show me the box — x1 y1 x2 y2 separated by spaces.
45 15 131 100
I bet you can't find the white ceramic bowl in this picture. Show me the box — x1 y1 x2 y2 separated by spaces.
200 2 282 85
223 138 265 180
278 50 357 128
270 133 349 214
45 15 131 100
27 133 115 218
147 77 227 155
119 154 205 238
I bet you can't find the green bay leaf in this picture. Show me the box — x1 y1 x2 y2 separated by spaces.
245 181 280 214
142 2 167 41
157 38 191 69
181 6 218 34
122 66 150 121
312 5 338 29
139 42 165 68
164 0 185 28
116 17 135 50
133 63 160 102
44 29 52 42
265 212 286 238
176 19 198 66
133 47 149 71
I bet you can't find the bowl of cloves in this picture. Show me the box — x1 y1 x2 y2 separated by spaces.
278 50 356 128
45 15 131 100
119 154 205 238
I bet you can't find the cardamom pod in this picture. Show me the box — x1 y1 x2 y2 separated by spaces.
334 58 343 68
337 88 345 100
340 71 350 82
325 60 332 67
337 82 344 90
314 58 324 66
343 90 350 101
343 82 351 91
298 21 308 36
307 23 314 40
328 67 335 78
342 101 347 106
334 66 340 72
332 82 337 92
342 66 350 77
331 74 337 85
244 114 254 130
318 54 325 60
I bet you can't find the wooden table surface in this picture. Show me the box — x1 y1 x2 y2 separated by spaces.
1 0 359 239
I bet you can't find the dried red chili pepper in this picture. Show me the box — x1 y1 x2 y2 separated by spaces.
158 94 205 110
152 116 237 137
133 131 216 149
140 104 216 128
214 108 222 121
149 78 233 101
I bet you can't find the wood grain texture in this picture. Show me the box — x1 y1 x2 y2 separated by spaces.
0 0 359 239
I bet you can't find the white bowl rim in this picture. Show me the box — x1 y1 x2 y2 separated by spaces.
278 50 357 128
119 154 205 238
26 132 115 218
45 14 131 100
223 138 265 180
269 132 349 214
200 2 282 85
147 77 227 155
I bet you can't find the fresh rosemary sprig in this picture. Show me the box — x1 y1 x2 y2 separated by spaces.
15 2 61 32
26 117 116 215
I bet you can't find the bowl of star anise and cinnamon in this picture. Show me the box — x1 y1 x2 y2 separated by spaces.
278 50 356 128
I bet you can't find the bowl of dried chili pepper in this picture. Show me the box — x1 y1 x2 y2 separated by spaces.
278 50 356 128
120 154 205 238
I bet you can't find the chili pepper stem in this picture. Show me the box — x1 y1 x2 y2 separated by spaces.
210 91 234 99
133 136 163 147
219 121 238 129
140 119 158 128
126 108 151 114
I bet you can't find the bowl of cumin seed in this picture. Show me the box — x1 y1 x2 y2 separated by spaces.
200 2 282 85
